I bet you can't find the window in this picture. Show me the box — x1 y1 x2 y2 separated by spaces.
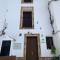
20 7 34 29
46 37 54 49
22 0 33 3
0 40 11 56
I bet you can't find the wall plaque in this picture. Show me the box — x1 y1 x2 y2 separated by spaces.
13 43 21 49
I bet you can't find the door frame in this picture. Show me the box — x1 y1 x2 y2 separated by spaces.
24 34 41 60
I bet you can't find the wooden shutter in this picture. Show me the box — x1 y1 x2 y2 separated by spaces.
23 11 32 28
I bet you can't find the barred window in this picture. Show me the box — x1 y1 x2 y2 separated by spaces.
46 37 54 49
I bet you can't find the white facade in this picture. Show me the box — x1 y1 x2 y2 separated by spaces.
0 0 60 57
50 1 60 56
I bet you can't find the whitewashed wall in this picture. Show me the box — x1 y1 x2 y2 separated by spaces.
50 1 60 56
0 0 53 57
53 33 60 56
50 1 60 32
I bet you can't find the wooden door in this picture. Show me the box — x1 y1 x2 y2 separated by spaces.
26 36 38 60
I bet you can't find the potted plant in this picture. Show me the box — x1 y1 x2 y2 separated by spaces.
51 47 59 60
51 47 56 60
51 47 56 55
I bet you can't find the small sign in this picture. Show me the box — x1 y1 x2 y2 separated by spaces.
13 43 21 49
